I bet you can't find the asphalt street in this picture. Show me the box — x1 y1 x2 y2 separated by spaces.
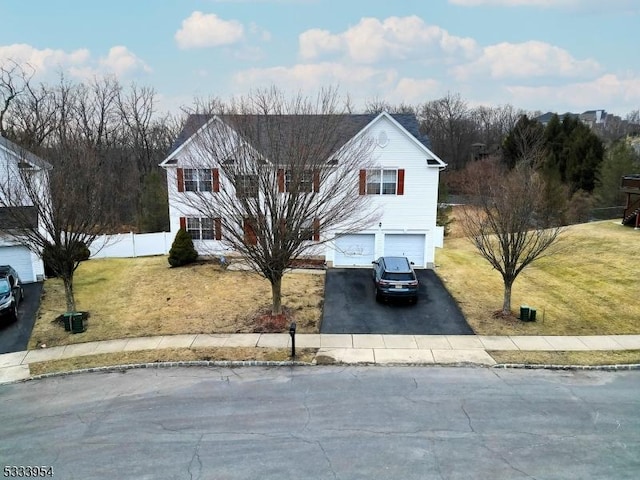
321 268 473 334
1 366 639 479
0 282 42 354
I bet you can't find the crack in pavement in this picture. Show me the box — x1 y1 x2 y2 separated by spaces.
187 434 204 480
482 443 539 479
316 440 338 480
460 401 475 433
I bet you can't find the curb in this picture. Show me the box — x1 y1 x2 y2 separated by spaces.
5 361 640 387
493 363 640 371
12 360 316 385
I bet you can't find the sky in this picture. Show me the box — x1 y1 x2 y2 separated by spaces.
0 0 639 117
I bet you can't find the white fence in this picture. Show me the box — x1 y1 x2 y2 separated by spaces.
89 232 173 259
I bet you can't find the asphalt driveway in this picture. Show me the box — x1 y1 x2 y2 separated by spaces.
321 269 473 335
0 282 42 354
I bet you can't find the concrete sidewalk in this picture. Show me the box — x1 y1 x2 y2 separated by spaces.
2 333 640 384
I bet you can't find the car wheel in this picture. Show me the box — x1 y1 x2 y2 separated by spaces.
374 287 381 302
9 303 18 323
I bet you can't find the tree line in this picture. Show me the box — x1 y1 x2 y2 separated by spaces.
0 61 179 233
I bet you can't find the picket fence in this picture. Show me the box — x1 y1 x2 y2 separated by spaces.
89 231 173 259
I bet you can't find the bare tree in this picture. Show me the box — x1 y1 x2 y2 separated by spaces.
0 61 34 137
460 159 563 316
177 88 379 316
0 140 122 312
418 92 477 170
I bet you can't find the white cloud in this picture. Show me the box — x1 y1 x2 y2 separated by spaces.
233 62 396 92
388 78 441 105
231 63 443 108
175 11 245 49
299 16 477 64
99 46 151 76
299 29 342 60
453 41 600 80
0 43 151 82
507 74 640 113
0 43 90 73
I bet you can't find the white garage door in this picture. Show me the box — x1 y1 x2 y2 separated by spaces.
0 245 35 282
333 234 376 267
384 234 425 268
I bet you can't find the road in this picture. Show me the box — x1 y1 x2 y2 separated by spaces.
1 366 639 479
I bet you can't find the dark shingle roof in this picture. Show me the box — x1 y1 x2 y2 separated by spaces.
167 112 432 158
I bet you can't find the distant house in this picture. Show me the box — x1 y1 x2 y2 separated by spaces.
160 112 447 268
621 174 640 228
0 136 51 282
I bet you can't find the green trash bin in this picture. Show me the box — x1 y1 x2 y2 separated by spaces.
62 312 73 331
520 305 530 321
63 312 85 333
529 308 537 322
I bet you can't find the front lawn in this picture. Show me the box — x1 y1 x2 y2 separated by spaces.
29 257 324 348
436 220 640 335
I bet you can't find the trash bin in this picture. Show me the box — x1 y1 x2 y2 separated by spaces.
62 313 73 331
529 308 537 322
63 312 85 333
520 305 530 321
70 313 85 334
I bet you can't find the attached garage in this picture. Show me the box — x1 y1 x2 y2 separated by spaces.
333 234 376 267
0 245 39 282
383 234 426 268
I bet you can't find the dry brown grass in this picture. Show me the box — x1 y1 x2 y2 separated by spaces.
489 350 640 366
436 220 640 335
30 257 324 348
28 347 318 376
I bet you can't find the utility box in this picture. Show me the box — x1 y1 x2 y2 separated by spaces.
520 305 530 321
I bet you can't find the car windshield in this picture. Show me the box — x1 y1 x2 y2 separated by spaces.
0 279 10 294
383 272 415 281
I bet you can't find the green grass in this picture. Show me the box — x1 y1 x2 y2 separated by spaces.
30 257 324 348
436 221 640 335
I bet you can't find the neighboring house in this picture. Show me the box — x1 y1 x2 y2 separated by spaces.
0 136 50 282
160 112 446 268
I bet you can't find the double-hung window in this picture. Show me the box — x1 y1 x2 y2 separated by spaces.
184 169 212 192
278 169 319 193
235 174 259 198
186 217 215 240
365 168 400 195
285 170 313 193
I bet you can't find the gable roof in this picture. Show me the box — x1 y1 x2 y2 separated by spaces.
0 136 52 170
164 112 434 163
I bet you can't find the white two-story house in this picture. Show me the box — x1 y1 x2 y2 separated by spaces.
160 112 446 268
0 136 50 282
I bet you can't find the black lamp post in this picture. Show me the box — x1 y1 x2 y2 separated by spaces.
289 322 297 359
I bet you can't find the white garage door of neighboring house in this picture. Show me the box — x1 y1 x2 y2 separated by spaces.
333 234 376 267
384 234 426 268
0 245 35 282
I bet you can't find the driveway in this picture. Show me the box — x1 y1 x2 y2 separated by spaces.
321 268 473 335
0 282 42 354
